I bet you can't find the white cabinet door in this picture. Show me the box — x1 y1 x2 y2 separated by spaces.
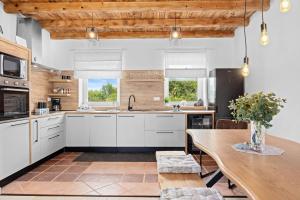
145 131 185 147
90 114 117 147
66 115 89 147
31 119 43 164
0 120 30 180
117 114 145 147
145 114 185 131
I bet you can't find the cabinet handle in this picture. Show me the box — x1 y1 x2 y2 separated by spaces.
48 125 60 130
156 131 174 134
94 116 112 118
35 120 39 143
156 115 174 118
10 122 29 127
67 116 84 118
118 116 135 118
48 135 60 140
48 117 59 120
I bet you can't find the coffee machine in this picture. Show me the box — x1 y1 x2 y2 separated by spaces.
51 98 61 111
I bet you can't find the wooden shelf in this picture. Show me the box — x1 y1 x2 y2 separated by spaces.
49 79 73 83
48 93 71 97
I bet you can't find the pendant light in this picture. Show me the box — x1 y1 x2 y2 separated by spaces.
280 0 291 13
241 0 250 77
86 13 98 40
170 13 181 40
260 0 269 46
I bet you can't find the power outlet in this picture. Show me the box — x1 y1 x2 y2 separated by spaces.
153 97 161 101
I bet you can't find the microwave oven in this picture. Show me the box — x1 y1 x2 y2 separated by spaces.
0 54 27 80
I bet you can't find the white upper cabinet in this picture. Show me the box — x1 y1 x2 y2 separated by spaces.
66 114 89 147
0 119 30 180
117 114 145 147
90 114 117 147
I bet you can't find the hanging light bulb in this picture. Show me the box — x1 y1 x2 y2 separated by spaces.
241 0 250 77
170 27 180 39
87 27 97 39
280 0 291 13
260 23 269 46
170 12 181 40
86 13 98 40
241 57 250 77
259 0 269 46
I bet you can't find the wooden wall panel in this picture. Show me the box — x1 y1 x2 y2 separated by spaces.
30 69 78 112
120 70 165 110
30 67 52 112
51 71 78 111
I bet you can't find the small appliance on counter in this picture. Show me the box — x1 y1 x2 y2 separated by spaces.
51 98 61 111
35 101 49 115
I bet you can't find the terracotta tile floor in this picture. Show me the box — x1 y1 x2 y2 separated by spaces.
1 152 160 197
0 152 246 198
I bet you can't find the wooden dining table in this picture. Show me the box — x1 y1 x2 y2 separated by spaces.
186 129 300 200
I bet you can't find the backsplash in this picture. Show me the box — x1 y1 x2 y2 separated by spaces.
120 70 165 110
31 67 78 112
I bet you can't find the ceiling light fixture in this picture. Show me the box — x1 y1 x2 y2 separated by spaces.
260 0 269 46
280 0 291 13
241 0 250 77
170 12 181 40
86 13 98 40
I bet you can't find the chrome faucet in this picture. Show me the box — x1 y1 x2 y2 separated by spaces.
128 95 136 111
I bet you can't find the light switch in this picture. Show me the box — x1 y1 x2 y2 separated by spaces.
153 97 161 101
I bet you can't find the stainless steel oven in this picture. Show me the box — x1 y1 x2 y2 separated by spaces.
0 86 29 121
0 54 27 79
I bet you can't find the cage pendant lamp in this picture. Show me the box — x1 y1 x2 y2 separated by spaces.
86 13 98 40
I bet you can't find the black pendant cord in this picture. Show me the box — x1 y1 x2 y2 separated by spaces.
261 0 265 23
244 0 248 58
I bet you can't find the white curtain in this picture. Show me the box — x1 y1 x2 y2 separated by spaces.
165 51 207 78
73 51 122 79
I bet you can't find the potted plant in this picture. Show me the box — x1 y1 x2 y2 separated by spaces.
229 92 286 151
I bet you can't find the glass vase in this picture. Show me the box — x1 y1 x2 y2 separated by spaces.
250 121 266 152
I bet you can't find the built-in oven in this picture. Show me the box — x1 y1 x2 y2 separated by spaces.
0 54 27 79
0 86 29 121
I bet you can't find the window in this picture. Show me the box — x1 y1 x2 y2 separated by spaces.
74 50 123 107
80 78 120 106
88 79 118 103
164 51 208 105
168 79 198 102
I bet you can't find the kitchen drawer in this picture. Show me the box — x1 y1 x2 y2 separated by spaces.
144 130 185 147
39 123 64 138
38 115 64 128
41 131 64 158
145 114 185 131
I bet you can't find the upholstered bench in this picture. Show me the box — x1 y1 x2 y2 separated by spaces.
160 187 223 200
157 154 201 174
156 151 186 160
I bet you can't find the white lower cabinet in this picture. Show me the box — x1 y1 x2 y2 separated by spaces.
0 119 30 180
31 115 65 164
90 114 117 147
117 114 145 147
145 131 185 147
66 115 89 147
144 114 185 147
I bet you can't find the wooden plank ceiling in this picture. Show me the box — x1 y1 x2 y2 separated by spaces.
1 0 270 39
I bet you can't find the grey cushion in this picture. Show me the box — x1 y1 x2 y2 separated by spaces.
157 154 201 174
160 187 223 200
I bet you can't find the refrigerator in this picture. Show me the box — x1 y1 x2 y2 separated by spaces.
208 68 244 121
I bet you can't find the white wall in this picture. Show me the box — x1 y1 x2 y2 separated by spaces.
0 2 17 42
46 38 235 70
233 1 300 143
